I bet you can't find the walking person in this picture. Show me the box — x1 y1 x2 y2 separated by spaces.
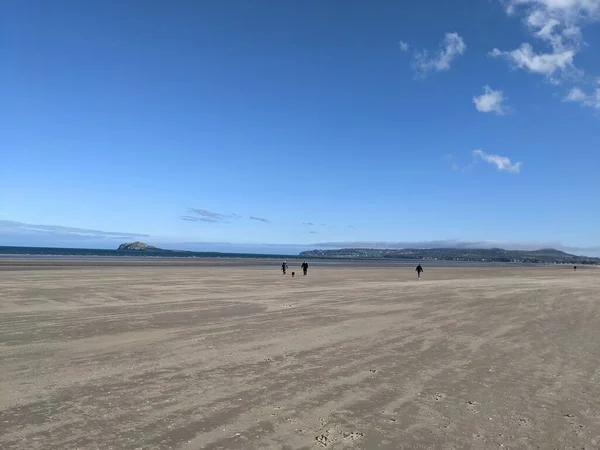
415 264 423 280
281 261 288 275
301 260 309 276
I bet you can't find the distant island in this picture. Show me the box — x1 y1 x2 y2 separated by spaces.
300 248 600 265
117 241 164 251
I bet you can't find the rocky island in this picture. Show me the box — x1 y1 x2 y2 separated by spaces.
117 241 162 251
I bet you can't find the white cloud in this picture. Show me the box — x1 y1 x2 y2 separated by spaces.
399 41 410 52
412 32 466 76
507 0 600 41
473 86 508 114
493 0 600 82
563 85 600 108
509 0 600 18
490 43 576 82
565 87 588 101
473 150 523 173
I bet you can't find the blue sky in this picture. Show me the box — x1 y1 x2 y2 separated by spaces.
2 0 600 254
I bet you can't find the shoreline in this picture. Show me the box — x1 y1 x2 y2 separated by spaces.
0 256 586 270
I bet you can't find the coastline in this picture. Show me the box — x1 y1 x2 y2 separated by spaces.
0 256 580 270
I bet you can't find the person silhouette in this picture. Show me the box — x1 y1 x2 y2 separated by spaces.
281 261 288 275
415 264 423 280
301 261 309 276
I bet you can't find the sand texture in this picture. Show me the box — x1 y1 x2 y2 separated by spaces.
1 262 600 449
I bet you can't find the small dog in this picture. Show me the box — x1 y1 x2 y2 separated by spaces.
291 272 295 277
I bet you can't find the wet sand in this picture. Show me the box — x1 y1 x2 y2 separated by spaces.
1 262 599 449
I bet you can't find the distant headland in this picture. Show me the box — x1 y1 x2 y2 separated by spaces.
300 248 600 265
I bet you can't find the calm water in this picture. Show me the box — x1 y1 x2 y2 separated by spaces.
0 246 544 268
0 246 291 260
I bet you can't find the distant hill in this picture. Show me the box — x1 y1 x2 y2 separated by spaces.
300 247 600 265
117 241 164 251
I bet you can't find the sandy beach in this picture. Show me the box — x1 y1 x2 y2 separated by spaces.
1 261 599 449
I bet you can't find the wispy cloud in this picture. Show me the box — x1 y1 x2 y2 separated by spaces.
0 220 149 239
491 0 600 83
181 215 219 223
473 86 508 114
473 149 523 173
399 40 410 52
309 231 319 235
303 222 315 226
412 33 466 77
563 85 600 109
250 216 271 223
188 209 229 223
183 209 272 224
490 45 576 83
565 87 588 102
185 209 242 223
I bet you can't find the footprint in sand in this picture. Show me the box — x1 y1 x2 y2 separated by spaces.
316 430 364 447
466 401 478 413
517 417 531 427
343 431 364 441
315 434 330 447
564 414 585 436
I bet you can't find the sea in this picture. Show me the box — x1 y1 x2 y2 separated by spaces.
0 246 540 267
0 246 291 260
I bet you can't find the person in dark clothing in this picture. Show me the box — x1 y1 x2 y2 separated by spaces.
301 261 309 276
281 261 288 275
415 264 423 280
574 265 577 271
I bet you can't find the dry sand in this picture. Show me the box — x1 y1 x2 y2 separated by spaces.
1 261 600 449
